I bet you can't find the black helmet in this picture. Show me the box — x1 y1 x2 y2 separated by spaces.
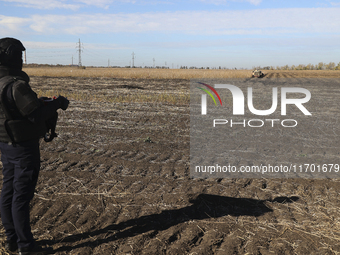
0 37 25 69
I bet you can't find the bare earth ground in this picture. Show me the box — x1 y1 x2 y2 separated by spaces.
0 72 340 254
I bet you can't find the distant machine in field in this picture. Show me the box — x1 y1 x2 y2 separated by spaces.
252 69 264 78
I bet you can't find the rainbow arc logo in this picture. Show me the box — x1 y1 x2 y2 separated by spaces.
197 82 223 115
197 82 223 106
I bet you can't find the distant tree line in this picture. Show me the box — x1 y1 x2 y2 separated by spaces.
24 62 340 70
23 63 70 68
254 62 340 71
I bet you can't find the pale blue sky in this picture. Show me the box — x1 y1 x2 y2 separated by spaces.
1 0 340 68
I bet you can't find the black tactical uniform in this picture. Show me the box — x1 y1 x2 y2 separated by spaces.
0 37 69 254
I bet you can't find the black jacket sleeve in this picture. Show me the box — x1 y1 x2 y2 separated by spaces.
11 80 60 124
27 100 60 124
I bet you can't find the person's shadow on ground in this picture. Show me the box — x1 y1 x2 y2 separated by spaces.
51 194 299 253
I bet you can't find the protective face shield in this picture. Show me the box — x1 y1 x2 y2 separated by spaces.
0 37 26 70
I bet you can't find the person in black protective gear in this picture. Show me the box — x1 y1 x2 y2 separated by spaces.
0 37 69 254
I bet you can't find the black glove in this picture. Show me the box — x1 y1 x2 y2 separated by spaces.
56 96 69 110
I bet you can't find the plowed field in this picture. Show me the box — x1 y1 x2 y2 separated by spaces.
1 73 340 255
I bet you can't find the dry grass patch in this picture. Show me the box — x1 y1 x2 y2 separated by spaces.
25 67 251 79
24 67 340 79
35 89 189 104
265 70 340 78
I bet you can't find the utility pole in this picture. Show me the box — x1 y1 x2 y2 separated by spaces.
131 52 135 68
108 59 110 67
76 39 83 67
153 58 155 68
23 50 27 64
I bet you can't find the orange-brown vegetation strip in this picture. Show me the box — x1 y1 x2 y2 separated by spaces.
23 67 340 79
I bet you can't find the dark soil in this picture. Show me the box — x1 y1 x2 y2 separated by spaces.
1 76 340 255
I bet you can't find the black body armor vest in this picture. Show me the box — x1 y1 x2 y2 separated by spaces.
0 76 46 143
